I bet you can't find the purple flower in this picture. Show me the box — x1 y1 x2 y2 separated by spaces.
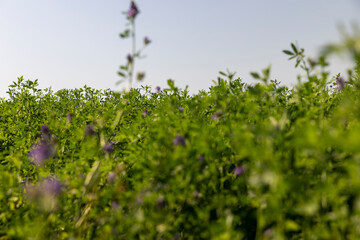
233 165 247 176
211 111 223 120
108 172 116 183
156 195 167 208
198 155 205 162
193 190 200 198
25 177 63 211
42 178 63 196
41 125 51 140
127 1 139 19
155 86 161 93
336 76 346 90
144 37 151 45
84 125 96 136
211 114 218 120
127 54 133 64
28 140 54 166
173 135 186 146
111 201 120 210
103 144 114 153
178 106 184 112
66 112 73 122
142 109 149 117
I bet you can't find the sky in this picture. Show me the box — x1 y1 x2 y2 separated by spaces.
0 1 360 97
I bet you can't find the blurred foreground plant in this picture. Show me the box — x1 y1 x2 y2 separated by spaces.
320 24 360 86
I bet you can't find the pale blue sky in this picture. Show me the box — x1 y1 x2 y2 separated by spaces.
0 1 359 97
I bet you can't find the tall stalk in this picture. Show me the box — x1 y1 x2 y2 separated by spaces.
118 1 151 91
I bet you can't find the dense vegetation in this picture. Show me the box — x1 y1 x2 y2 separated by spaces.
1 26 360 239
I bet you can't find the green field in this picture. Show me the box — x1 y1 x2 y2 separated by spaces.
1 11 360 237
1 54 360 239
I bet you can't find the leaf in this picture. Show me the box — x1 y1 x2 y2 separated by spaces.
167 79 175 88
111 110 123 130
262 66 271 77
117 71 126 77
283 50 294 56
83 160 101 194
291 43 298 54
219 71 226 76
119 29 130 38
115 79 126 86
250 72 261 79
120 65 128 71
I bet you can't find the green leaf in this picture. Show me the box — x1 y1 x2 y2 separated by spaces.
117 71 126 77
283 50 294 56
167 79 175 88
262 66 271 77
291 43 298 54
120 65 128 71
119 29 130 38
115 79 126 85
250 72 261 79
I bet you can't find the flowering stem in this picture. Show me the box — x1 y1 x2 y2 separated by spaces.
120 1 150 90
129 20 136 89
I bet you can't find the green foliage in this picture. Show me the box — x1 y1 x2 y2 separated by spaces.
1 54 360 239
2 20 360 239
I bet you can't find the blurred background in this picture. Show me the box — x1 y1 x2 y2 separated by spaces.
0 0 359 97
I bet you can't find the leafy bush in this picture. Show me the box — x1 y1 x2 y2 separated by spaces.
2 4 360 237
1 45 360 239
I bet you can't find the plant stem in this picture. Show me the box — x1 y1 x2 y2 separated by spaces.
128 20 136 90
302 58 310 79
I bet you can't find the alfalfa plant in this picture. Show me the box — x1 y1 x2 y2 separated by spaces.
117 1 151 90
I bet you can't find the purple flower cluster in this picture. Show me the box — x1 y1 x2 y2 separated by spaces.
211 113 219 120
193 190 200 198
178 106 184 112
29 125 56 166
173 135 186 146
142 109 149 117
42 177 63 196
127 54 133 64
111 201 120 210
103 144 114 154
108 172 116 183
66 112 73 123
84 125 96 136
156 195 167 208
28 140 54 166
336 76 346 90
211 111 223 121
127 1 139 19
25 177 63 211
144 37 151 45
155 86 161 93
233 165 247 177
41 125 51 140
